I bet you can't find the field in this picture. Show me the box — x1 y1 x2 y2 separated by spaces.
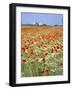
21 26 63 77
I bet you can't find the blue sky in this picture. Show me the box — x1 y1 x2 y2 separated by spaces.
21 12 63 26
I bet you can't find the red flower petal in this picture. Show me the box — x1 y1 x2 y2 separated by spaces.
45 52 48 56
41 70 44 74
22 59 27 63
56 45 59 49
45 70 49 73
21 48 26 52
30 61 34 64
42 58 45 62
30 50 34 55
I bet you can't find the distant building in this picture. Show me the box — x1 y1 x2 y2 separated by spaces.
33 22 46 26
33 22 39 26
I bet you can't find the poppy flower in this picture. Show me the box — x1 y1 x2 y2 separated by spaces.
41 70 44 74
30 61 34 64
56 45 60 49
42 57 45 62
26 47 28 49
53 46 56 49
21 47 26 52
22 59 27 63
45 52 48 56
45 70 49 73
30 50 34 55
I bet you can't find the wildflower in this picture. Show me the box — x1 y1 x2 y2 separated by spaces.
26 47 28 49
30 61 34 64
21 47 26 52
41 70 44 74
56 45 60 49
45 52 48 56
53 46 56 49
22 59 27 63
21 47 28 53
45 70 49 73
42 57 45 62
30 50 34 55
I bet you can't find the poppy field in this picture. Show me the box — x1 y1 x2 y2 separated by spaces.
21 26 63 77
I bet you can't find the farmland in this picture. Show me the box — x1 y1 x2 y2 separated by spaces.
21 26 63 77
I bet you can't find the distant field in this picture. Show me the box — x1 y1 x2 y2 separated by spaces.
21 26 63 33
21 26 63 77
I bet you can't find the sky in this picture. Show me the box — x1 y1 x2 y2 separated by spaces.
21 12 63 26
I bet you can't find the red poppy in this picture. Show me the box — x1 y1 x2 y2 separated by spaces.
26 47 28 49
30 61 34 64
42 58 45 62
45 70 49 73
22 59 26 63
21 47 26 52
45 52 48 56
30 50 34 55
41 70 44 74
56 45 59 49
